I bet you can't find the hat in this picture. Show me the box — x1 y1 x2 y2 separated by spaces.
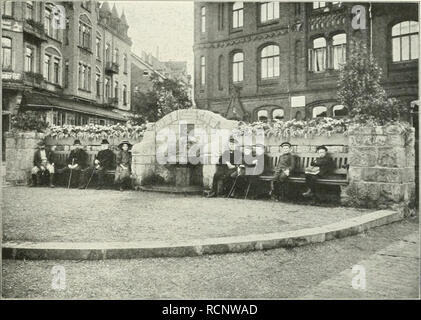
280 142 291 148
37 141 46 147
73 139 81 146
118 140 132 150
316 145 328 152
101 139 110 145
254 143 265 148
229 136 237 143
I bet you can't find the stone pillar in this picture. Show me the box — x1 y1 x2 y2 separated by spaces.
342 124 415 208
131 124 156 186
5 132 45 184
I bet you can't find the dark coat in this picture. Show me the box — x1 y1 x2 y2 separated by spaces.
116 150 131 168
33 149 54 167
310 155 335 176
275 153 295 173
95 149 115 170
66 148 88 168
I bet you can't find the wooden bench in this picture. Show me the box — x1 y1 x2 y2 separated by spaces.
259 151 349 186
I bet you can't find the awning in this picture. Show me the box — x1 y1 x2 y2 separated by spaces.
21 93 128 121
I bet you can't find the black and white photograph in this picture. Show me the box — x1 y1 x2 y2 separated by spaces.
1 0 420 303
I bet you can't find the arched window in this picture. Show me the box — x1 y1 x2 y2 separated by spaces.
105 77 111 98
2 37 12 69
79 14 92 49
114 81 119 100
200 56 206 85
95 66 101 97
309 37 326 72
260 2 279 23
392 21 419 62
123 85 128 105
257 109 268 122
332 33 346 69
123 53 128 73
200 6 206 33
105 43 110 63
294 111 303 121
312 106 327 118
232 52 243 83
332 104 348 117
232 2 243 29
96 33 101 59
272 108 284 121
44 46 62 85
114 48 119 64
261 44 280 79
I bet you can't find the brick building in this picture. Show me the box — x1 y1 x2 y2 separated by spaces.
193 2 418 122
1 0 133 140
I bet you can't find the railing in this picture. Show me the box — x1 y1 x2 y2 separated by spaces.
105 62 119 74
23 19 47 41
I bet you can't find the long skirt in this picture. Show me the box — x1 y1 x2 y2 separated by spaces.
114 166 131 184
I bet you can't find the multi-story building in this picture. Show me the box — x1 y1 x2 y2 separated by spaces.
1 0 132 137
193 2 418 122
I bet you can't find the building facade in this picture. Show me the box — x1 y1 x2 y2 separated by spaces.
193 2 418 122
1 0 132 138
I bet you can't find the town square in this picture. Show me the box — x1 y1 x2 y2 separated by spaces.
1 1 419 302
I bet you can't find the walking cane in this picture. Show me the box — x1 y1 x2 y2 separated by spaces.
85 167 96 189
67 159 74 189
226 166 241 198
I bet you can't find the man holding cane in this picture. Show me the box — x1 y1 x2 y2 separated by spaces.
58 139 88 188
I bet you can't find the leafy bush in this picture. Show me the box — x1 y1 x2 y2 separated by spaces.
338 40 409 124
11 111 49 132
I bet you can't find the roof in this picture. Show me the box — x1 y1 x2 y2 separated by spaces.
21 93 128 121
130 52 167 80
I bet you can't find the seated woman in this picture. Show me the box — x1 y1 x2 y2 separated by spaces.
302 145 335 198
114 140 132 191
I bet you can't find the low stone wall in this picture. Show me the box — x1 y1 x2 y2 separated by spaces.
4 131 142 184
342 125 415 208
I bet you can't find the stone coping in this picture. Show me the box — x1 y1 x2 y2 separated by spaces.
2 209 404 260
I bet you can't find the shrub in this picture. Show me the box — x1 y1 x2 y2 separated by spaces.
11 111 49 132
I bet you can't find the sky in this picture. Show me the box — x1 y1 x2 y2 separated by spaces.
113 1 194 77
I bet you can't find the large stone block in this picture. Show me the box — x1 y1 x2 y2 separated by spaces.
349 135 374 146
349 147 377 167
362 168 403 183
387 134 405 146
378 183 404 202
348 167 364 181
376 147 406 167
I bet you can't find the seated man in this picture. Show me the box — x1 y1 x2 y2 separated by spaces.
243 143 270 199
302 145 335 198
31 141 55 187
80 139 115 189
58 139 88 188
270 142 295 200
206 137 243 198
114 140 132 191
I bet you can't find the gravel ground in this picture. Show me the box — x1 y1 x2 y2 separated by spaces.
2 218 418 299
3 187 371 242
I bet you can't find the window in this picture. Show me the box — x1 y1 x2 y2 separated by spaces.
232 2 243 29
79 21 92 49
105 78 111 98
309 37 326 72
64 61 69 88
313 2 326 9
218 3 224 30
257 110 268 122
260 44 279 79
260 2 279 23
114 48 119 64
86 66 91 90
200 56 206 86
312 106 327 118
392 21 419 62
25 1 33 20
200 6 206 33
2 2 13 16
96 37 101 59
114 81 119 100
96 73 101 97
2 37 12 69
105 43 111 63
25 47 34 72
123 85 127 105
44 7 52 36
332 33 347 69
272 108 284 121
44 54 51 81
78 63 90 90
123 53 128 73
218 55 223 90
332 104 348 117
232 52 244 83
52 13 60 40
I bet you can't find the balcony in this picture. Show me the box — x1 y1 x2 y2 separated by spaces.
23 20 47 42
23 72 44 88
103 97 118 108
105 62 119 74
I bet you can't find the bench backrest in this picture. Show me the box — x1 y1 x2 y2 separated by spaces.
266 152 348 175
53 150 118 167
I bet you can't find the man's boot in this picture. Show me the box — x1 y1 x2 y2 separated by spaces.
30 174 37 187
36 173 43 187
49 174 55 188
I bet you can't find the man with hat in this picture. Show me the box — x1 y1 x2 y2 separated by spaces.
80 139 115 189
270 142 295 200
206 136 243 198
59 139 88 188
31 141 56 187
302 145 334 197
114 140 132 191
